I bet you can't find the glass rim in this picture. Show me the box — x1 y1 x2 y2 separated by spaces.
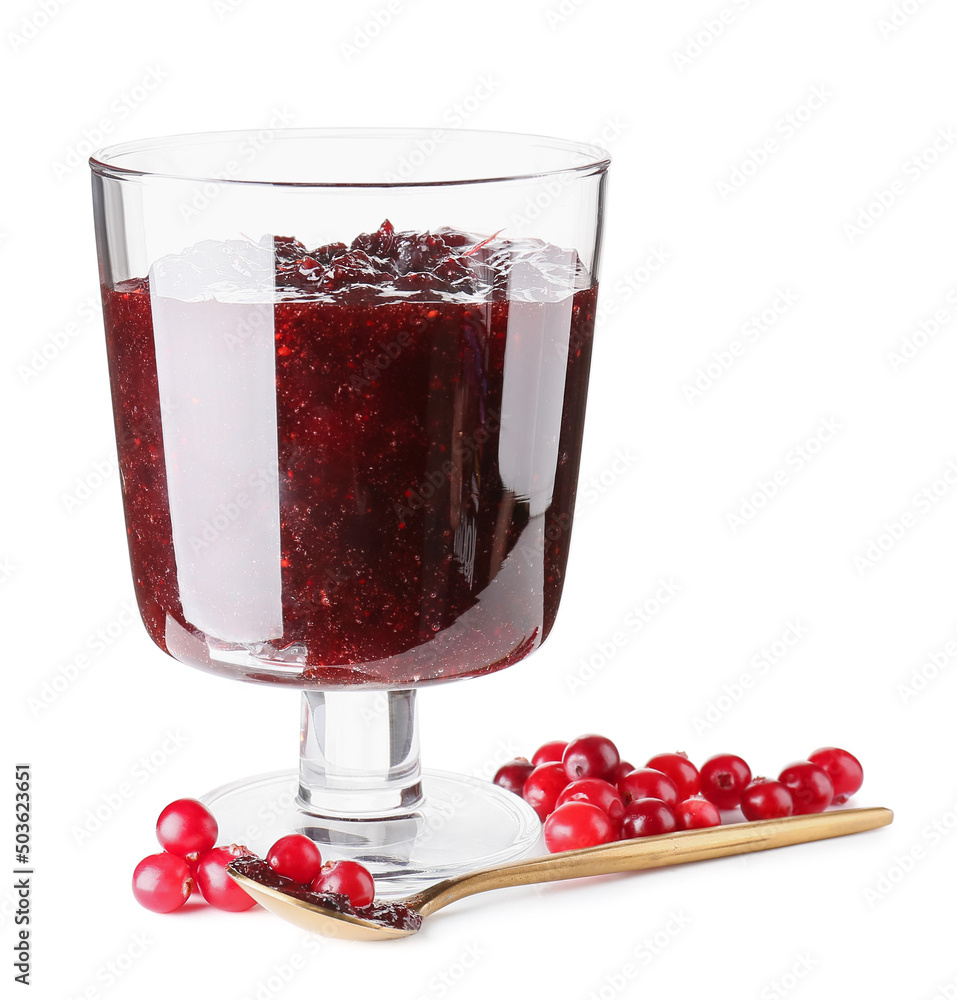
88 126 611 189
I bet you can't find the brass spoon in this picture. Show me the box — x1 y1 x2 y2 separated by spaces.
228 806 892 941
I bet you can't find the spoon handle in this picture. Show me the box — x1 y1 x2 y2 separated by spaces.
409 807 892 917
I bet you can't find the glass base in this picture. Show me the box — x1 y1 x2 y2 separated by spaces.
202 768 543 897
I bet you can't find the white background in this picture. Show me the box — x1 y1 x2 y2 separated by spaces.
3 0 956 998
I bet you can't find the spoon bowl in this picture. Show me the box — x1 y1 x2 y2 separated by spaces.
224 875 419 941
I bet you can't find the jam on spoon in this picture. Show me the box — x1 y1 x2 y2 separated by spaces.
229 856 422 932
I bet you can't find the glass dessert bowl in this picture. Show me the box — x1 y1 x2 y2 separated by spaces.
90 129 609 893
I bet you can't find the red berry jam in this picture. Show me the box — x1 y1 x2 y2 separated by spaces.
101 222 597 686
229 856 422 933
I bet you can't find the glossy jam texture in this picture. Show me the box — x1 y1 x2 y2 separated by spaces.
101 221 597 686
229 856 423 932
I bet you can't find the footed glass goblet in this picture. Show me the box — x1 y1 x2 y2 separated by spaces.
90 128 609 893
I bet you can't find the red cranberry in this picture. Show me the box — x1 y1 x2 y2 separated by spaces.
195 845 258 911
556 778 624 824
619 768 680 810
562 734 620 784
614 761 635 784
699 754 752 810
266 834 323 884
740 778 794 821
778 762 834 815
645 753 700 800
532 741 568 766
155 798 218 857
132 853 192 913
522 762 569 821
493 758 535 796
675 797 722 830
620 799 678 838
311 861 375 908
543 801 616 853
808 747 863 804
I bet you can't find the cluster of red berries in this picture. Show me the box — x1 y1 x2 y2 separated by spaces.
493 737 864 854
132 798 375 914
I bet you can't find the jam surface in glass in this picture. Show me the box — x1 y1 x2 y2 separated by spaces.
101 221 596 687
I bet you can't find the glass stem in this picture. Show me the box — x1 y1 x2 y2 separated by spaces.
298 689 424 819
